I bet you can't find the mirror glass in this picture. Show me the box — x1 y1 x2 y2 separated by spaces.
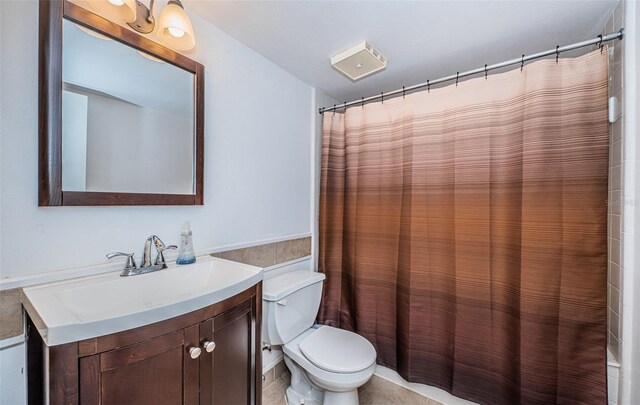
61 19 195 195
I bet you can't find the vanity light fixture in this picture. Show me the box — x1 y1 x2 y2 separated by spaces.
156 0 196 51
88 0 196 51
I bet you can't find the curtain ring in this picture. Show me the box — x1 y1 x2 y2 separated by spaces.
361 97 364 108
427 80 430 93
381 92 384 104
556 45 560 64
456 72 459 87
521 54 525 71
343 102 347 112
598 34 604 53
402 86 405 99
333 104 336 116
485 64 488 80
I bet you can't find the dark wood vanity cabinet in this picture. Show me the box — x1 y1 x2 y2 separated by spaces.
27 284 262 405
80 328 197 405
200 299 255 405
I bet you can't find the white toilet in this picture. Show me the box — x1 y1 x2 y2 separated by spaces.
263 271 377 405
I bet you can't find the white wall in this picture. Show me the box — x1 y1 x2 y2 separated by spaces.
0 0 313 282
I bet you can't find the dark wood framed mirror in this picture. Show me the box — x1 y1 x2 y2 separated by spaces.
39 0 204 206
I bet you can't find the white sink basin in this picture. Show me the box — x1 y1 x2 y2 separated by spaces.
22 256 263 346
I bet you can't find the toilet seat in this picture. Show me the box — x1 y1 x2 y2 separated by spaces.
283 327 377 393
299 326 376 374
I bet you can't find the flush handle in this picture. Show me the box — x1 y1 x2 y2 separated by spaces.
276 299 288 306
203 341 216 353
189 346 202 359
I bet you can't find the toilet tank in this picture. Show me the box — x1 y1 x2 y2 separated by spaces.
262 271 326 345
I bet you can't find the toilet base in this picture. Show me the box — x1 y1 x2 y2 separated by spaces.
285 386 360 405
322 389 359 405
284 356 362 405
284 356 324 405
285 386 322 405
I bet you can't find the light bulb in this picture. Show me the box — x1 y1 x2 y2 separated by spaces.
356 63 363 69
157 0 195 50
168 27 185 38
108 0 125 6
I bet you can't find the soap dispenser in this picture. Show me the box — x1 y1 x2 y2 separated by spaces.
177 221 196 265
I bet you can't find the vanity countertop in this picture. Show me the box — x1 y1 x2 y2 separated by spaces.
22 256 263 346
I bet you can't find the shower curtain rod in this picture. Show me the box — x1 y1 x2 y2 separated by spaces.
319 29 624 114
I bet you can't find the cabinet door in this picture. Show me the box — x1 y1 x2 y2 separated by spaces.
79 326 200 405
199 298 256 405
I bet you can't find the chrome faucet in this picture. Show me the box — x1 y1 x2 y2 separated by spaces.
107 235 177 277
144 235 178 269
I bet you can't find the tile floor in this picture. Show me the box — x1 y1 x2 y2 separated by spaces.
262 362 440 405
262 361 290 405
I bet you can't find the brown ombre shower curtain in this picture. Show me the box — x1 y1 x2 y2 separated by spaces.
318 49 609 405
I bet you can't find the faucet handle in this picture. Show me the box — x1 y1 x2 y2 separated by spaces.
152 236 174 252
154 244 177 267
106 252 137 271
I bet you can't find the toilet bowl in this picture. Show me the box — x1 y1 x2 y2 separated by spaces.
263 271 376 405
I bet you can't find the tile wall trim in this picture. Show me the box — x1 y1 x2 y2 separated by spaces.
0 334 24 350
212 237 312 268
262 256 311 273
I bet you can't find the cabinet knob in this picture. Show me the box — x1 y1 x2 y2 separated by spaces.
189 346 202 359
203 341 216 353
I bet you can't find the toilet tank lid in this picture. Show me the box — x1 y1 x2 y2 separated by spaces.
263 271 326 301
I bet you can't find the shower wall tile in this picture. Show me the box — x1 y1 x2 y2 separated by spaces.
611 120 622 143
610 286 621 315
610 215 621 240
610 191 622 215
611 165 622 191
609 262 621 290
608 0 627 369
609 308 620 337
611 141 623 166
610 239 621 266
604 0 624 368
608 310 619 338
609 332 620 362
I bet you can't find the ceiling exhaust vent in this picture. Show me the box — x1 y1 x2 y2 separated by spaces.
331 41 387 81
